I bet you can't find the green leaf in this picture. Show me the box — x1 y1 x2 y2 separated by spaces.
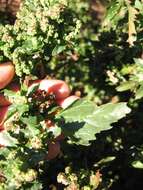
27 83 40 97
20 116 40 138
6 104 29 123
134 58 143 68
22 37 44 52
61 122 97 146
132 160 143 169
103 0 125 28
0 131 18 147
135 84 143 100
85 103 131 128
135 0 143 15
52 45 66 56
58 100 131 145
106 0 122 19
4 89 27 105
57 99 97 122
116 81 136 92
3 90 28 123
94 156 116 166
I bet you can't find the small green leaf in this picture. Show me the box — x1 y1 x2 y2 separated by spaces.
132 160 143 169
116 81 136 92
52 45 66 56
103 0 125 28
20 116 40 137
22 37 43 52
135 0 143 15
5 104 29 123
134 58 143 68
27 83 40 97
135 84 143 100
0 131 18 147
94 156 116 166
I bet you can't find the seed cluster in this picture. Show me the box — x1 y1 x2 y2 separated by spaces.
28 90 56 114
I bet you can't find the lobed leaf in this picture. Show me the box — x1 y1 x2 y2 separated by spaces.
58 100 131 145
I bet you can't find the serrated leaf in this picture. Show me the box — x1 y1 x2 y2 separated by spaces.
60 121 94 145
0 131 18 147
84 103 131 135
20 116 40 137
57 99 97 122
59 101 131 145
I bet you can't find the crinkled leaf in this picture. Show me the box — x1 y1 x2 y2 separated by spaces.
0 131 18 147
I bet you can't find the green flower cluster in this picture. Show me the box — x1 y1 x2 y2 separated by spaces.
0 0 81 76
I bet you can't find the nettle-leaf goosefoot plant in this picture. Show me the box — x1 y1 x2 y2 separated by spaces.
0 78 131 188
0 0 132 189
0 0 81 77
0 78 131 148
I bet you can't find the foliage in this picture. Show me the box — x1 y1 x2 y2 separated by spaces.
0 0 143 189
0 86 130 189
0 0 81 76
58 100 130 145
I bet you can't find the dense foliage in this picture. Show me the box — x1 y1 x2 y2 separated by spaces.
0 0 143 189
